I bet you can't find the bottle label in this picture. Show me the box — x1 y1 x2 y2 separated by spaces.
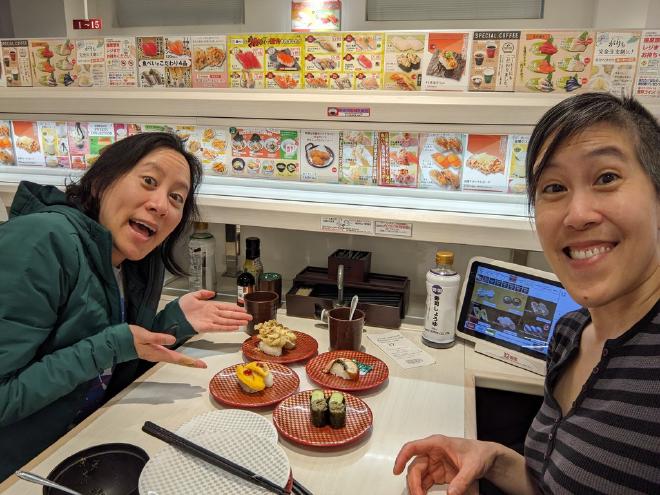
237 286 245 306
423 280 460 344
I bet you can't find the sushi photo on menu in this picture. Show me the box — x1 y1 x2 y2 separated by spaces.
11 121 45 166
137 36 166 88
341 32 384 90
300 129 340 183
378 131 419 188
1 39 33 87
422 32 471 91
228 34 266 89
191 35 227 88
461 134 509 193
0 120 16 166
418 133 466 191
164 36 192 88
588 32 641 95
302 33 342 89
105 37 137 87
264 33 303 90
383 32 426 91
468 31 520 92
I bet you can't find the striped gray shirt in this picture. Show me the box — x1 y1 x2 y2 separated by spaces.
524 300 660 494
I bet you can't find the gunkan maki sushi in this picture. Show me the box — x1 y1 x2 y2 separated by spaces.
328 391 346 428
310 389 328 427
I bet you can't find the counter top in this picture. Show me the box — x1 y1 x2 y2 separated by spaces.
0 313 542 494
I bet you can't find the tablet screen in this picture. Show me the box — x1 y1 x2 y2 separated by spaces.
457 261 581 359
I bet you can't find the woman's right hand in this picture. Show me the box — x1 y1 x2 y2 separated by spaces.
129 324 207 368
393 435 501 495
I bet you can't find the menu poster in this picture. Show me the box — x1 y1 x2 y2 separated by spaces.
303 33 342 89
0 43 5 87
265 34 303 89
418 133 466 190
75 39 106 87
197 126 230 176
231 127 282 178
136 36 166 88
164 36 192 88
506 134 530 194
342 32 384 90
516 31 595 93
462 134 509 192
300 129 340 183
291 0 341 32
589 32 641 95
11 121 44 166
0 120 16 165
228 35 266 89
339 130 376 185
114 123 129 142
105 37 137 87
67 121 90 169
378 132 419 188
29 38 78 87
274 130 300 181
635 30 660 97
127 123 143 136
1 39 33 86
86 123 115 166
191 35 227 88
468 31 520 92
37 121 70 168
422 32 470 91
384 33 425 91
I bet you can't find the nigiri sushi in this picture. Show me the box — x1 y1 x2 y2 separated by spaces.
310 389 328 427
328 391 346 428
236 361 273 393
323 358 359 381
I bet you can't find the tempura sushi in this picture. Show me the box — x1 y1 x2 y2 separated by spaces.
328 391 346 428
323 358 359 381
310 389 328 427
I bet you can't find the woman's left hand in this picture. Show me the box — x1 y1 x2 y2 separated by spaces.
178 290 252 332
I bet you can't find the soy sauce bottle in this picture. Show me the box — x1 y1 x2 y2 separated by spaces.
237 270 256 307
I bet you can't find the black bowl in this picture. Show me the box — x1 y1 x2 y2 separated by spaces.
44 443 148 495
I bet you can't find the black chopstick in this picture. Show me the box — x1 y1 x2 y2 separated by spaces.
292 478 314 495
142 421 290 495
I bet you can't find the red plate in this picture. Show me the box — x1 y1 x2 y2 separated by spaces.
273 390 373 448
210 362 299 408
305 350 389 392
242 331 318 364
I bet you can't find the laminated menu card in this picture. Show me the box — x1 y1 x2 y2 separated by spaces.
105 37 137 87
515 31 595 93
0 43 5 87
589 32 641 95
462 134 509 193
422 32 470 91
228 34 266 89
506 135 530 194
635 30 660 97
273 130 300 181
0 120 16 165
164 36 192 88
264 34 303 89
468 31 520 92
383 32 425 91
341 32 384 90
300 129 340 183
191 35 227 88
29 38 77 87
196 126 230 176
113 123 129 142
1 39 33 86
231 127 286 179
37 121 70 168
75 39 106 87
11 121 44 166
136 36 166 88
338 130 376 186
418 132 466 191
68 122 115 169
377 132 419 188
302 33 342 89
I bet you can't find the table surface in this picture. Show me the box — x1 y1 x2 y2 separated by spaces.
1 312 543 495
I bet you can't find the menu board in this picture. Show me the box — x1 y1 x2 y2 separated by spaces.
105 37 137 87
274 131 300 180
29 38 78 87
462 134 509 192
516 31 595 93
38 121 70 168
185 125 227 176
300 129 340 182
418 133 466 190
302 33 342 89
228 34 266 89
264 34 303 89
635 30 660 97
136 36 166 88
338 130 376 185
191 35 227 88
11 121 44 166
377 132 419 188
506 135 530 194
75 39 106 87
342 32 384 90
231 127 299 179
291 0 341 32
588 32 641 95
67 122 115 168
1 39 33 87
422 32 470 91
163 36 192 88
468 31 520 92
113 123 129 142
0 120 15 165
383 33 425 91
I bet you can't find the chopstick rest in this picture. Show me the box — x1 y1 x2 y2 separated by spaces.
142 421 290 495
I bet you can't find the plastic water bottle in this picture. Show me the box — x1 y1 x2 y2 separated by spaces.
422 250 461 348
188 222 217 292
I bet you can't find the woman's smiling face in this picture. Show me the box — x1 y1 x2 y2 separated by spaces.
534 123 660 308
98 147 191 266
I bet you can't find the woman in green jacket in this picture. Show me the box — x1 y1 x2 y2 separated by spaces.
0 132 251 480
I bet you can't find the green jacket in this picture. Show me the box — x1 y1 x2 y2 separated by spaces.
0 181 195 480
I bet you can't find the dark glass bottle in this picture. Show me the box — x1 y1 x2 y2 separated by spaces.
237 270 256 307
243 237 264 284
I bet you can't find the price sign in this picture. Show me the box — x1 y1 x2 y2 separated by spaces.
73 18 103 30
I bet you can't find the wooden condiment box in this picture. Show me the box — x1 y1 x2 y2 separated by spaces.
327 249 372 283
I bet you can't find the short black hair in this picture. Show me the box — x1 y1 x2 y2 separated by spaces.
526 93 660 212
65 132 203 275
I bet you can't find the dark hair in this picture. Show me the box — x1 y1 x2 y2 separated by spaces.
526 93 660 212
66 132 203 275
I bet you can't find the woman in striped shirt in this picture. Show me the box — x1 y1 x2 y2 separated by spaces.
394 93 660 494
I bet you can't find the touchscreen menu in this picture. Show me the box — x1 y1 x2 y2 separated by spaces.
461 263 581 357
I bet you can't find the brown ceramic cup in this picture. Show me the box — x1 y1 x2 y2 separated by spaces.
328 307 365 351
244 291 278 336
259 272 282 307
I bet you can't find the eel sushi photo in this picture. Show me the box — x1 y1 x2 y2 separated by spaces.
310 389 328 427
328 391 346 429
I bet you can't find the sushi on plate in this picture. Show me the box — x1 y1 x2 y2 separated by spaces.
323 358 359 381
236 361 274 393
